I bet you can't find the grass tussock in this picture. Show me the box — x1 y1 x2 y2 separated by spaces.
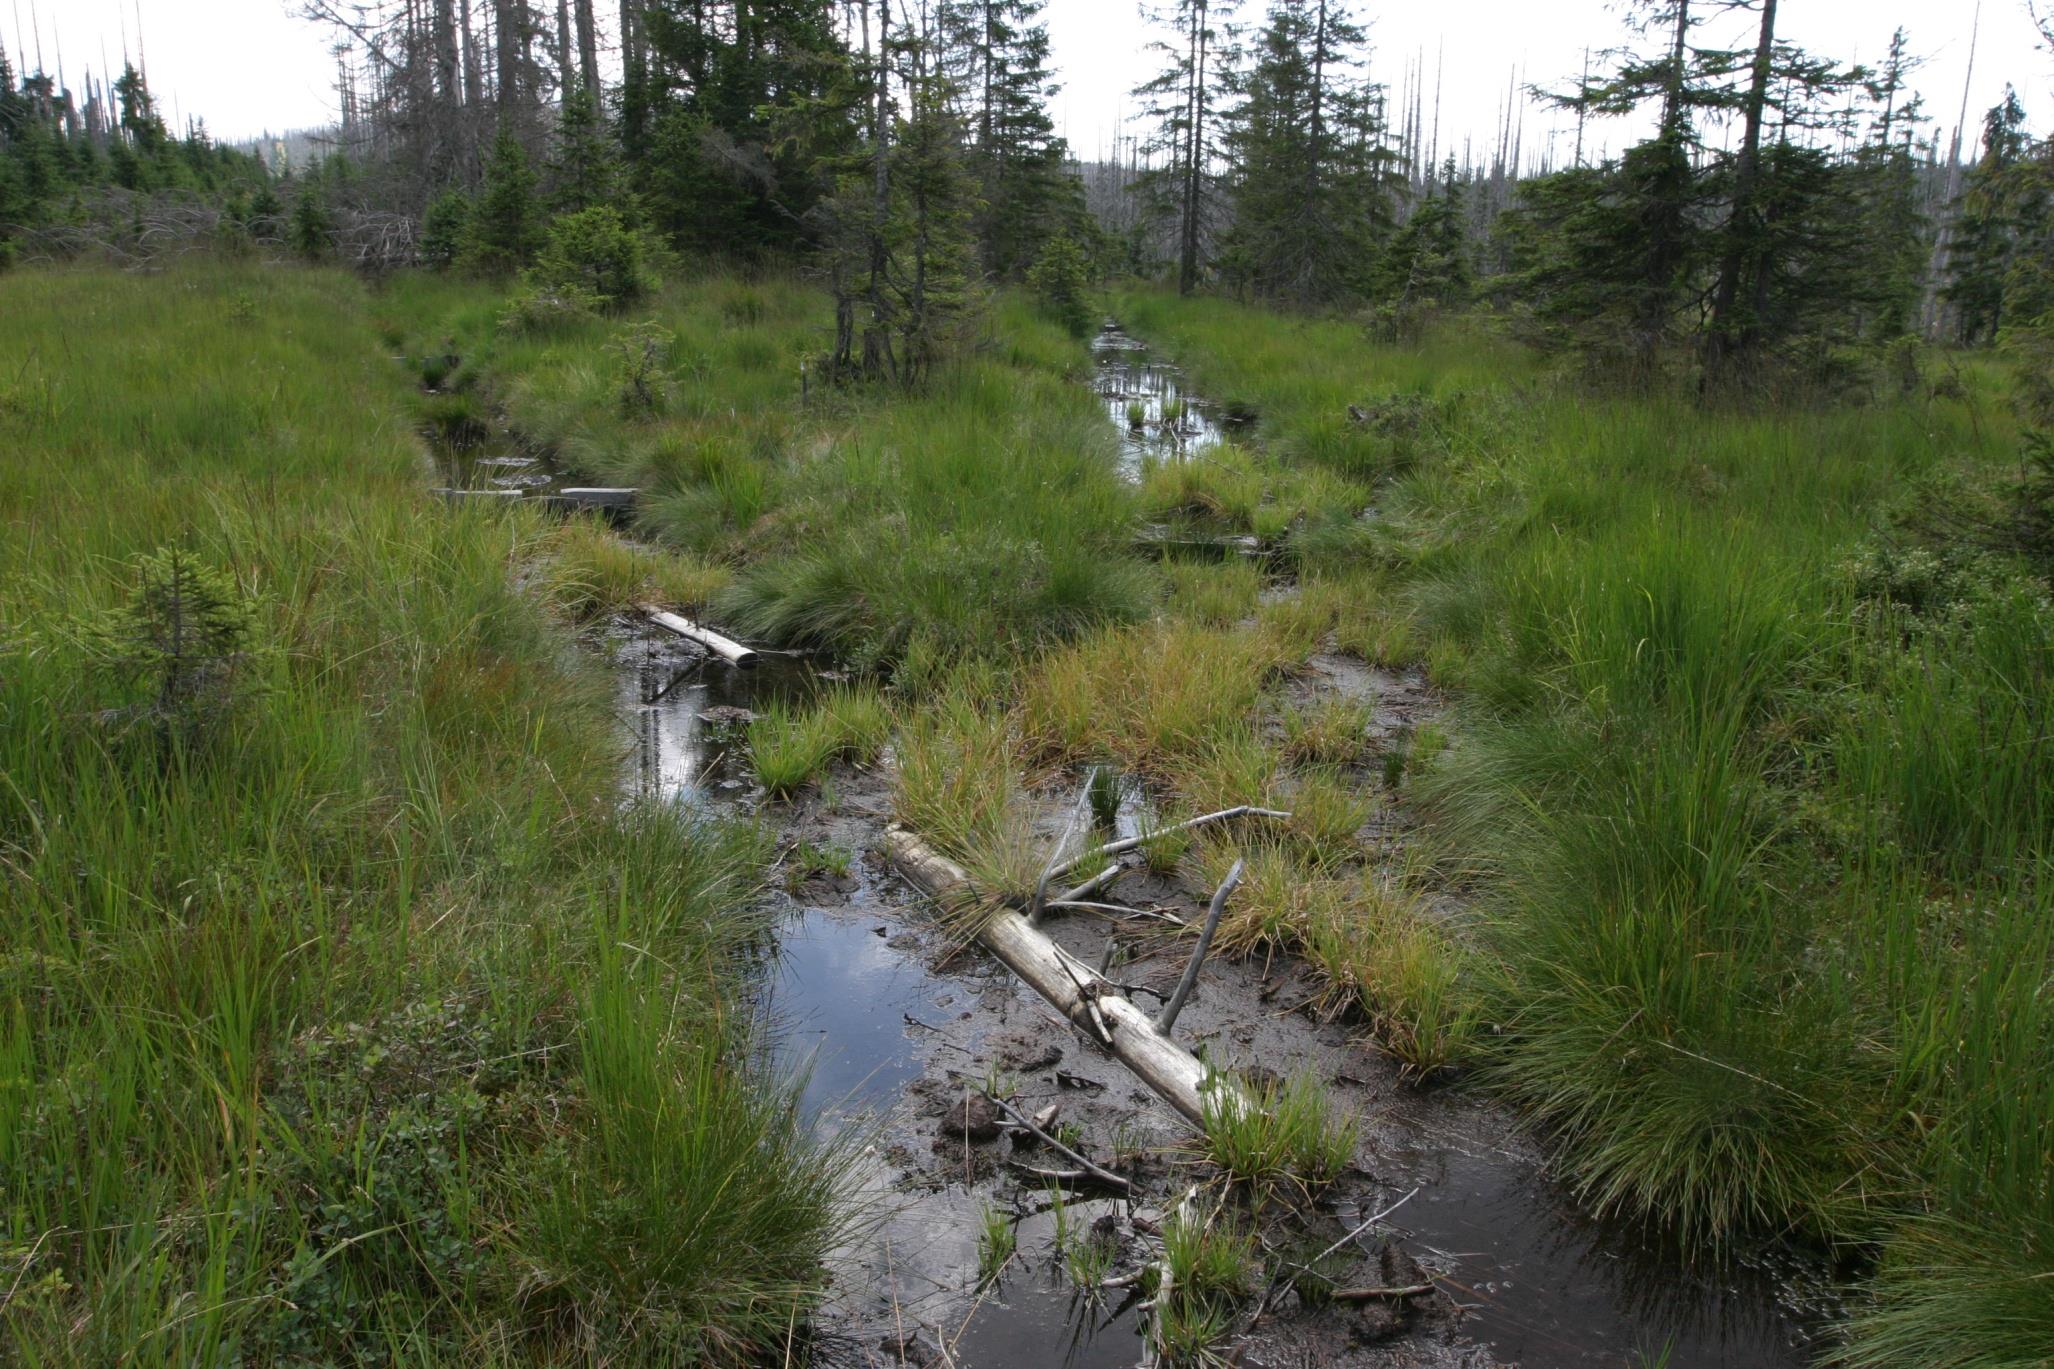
1110 290 2051 1361
890 679 1042 930
539 516 731 619
1300 884 1483 1079
748 686 890 796
1200 1072 1358 1195
1149 1202 1257 1365
1019 622 1281 785
0 264 846 1364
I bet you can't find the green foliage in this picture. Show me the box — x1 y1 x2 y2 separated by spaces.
0 263 848 1362
289 181 333 260
85 545 264 744
417 189 473 269
534 205 654 308
1201 1071 1358 1194
548 81 621 214
748 687 889 797
516 939 854 1362
1368 159 1472 339
1026 231 1096 336
625 2 849 256
465 130 540 274
824 65 986 386
976 1201 1016 1283
1149 1203 1255 1364
939 0 1079 277
607 319 675 415
497 280 604 335
1219 0 1393 305
1943 88 2042 344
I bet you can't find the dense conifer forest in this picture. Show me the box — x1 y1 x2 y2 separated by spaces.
2 2 2052 1365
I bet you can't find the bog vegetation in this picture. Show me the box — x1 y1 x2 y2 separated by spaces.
4 0 2054 1364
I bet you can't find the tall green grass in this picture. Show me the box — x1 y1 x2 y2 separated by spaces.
388 274 1155 667
1114 287 2049 1363
0 264 846 1364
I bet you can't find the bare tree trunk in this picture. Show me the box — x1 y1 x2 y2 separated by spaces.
1707 0 1777 363
1177 0 1208 296
494 0 521 120
433 0 461 105
574 0 598 96
863 0 896 381
461 0 484 107
556 0 573 97
619 0 646 150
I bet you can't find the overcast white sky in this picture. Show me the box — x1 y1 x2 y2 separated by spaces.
10 0 2051 160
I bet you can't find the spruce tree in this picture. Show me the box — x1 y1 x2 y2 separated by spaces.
1947 91 2033 344
629 0 852 255
1371 157 1471 332
937 0 1076 277
1132 0 1238 294
1849 30 1930 342
1219 0 1392 304
547 80 620 214
467 128 541 272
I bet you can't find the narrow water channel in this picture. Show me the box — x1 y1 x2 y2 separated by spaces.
427 331 1825 1367
1091 321 1228 475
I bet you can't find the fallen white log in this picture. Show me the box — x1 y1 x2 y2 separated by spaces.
550 486 638 513
641 605 761 669
431 486 524 502
887 825 1243 1127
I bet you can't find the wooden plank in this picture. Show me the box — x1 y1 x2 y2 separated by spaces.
431 486 524 502
547 486 638 513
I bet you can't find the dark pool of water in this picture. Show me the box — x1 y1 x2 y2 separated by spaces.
767 906 946 1122
616 625 819 802
1368 1137 1823 1367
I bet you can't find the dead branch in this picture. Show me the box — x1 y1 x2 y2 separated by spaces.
1155 858 1243 1034
1049 805 1291 881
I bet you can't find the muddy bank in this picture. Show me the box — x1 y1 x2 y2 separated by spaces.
590 604 1824 1368
422 332 1825 1369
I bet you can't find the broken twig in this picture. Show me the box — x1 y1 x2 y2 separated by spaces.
1155 859 1244 1034
987 1095 1132 1192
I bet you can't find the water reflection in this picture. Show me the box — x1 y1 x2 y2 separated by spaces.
1090 320 1227 475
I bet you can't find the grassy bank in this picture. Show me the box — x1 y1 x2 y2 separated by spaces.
386 275 1151 668
0 264 850 1364
1116 289 2052 1361
377 265 2050 1359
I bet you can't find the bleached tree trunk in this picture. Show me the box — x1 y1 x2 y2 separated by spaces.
556 0 573 97
574 0 599 95
494 0 522 119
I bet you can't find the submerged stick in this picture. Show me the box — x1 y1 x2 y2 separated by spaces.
1330 1283 1434 1301
1155 859 1243 1035
988 1095 1132 1193
1028 780 1099 923
1049 805 1291 881
641 605 760 669
1055 862 1123 908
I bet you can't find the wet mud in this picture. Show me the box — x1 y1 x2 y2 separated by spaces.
426 334 1827 1369
590 612 1824 1368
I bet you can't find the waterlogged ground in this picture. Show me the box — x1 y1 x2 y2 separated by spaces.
426 322 1825 1367
612 639 1822 1368
1092 322 1230 476
548 328 1825 1367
